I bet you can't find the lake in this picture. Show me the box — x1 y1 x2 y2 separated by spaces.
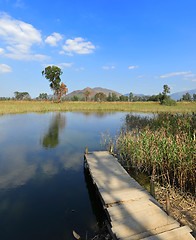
0 112 149 240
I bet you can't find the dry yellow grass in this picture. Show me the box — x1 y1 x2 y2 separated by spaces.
0 101 196 115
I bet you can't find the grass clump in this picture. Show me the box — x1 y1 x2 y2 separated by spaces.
105 113 196 194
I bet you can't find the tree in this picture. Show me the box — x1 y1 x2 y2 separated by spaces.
193 93 196 101
160 85 170 104
83 90 90 101
107 93 112 102
159 85 176 105
163 85 170 95
94 92 107 102
71 95 79 101
129 92 133 102
182 92 192 101
133 96 138 102
119 95 128 101
14 91 31 100
148 94 162 102
56 82 68 102
111 93 118 101
42 66 63 102
38 93 48 100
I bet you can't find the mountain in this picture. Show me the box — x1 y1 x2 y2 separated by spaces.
170 89 196 101
125 89 196 101
65 87 122 99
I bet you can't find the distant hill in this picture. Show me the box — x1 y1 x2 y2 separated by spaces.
170 89 196 101
124 89 196 101
65 87 122 99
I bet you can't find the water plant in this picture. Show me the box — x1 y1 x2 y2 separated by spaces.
105 113 196 194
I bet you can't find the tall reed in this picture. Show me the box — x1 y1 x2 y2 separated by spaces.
105 113 196 194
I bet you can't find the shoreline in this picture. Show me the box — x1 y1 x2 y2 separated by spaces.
0 101 196 115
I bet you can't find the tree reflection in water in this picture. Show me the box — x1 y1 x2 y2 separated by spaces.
42 113 66 148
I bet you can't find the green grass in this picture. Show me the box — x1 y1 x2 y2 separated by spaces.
0 101 196 115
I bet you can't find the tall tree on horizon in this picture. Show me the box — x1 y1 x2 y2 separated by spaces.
42 66 63 102
181 92 192 101
129 92 133 102
14 91 31 100
83 90 91 101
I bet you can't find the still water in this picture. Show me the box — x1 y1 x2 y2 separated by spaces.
0 111 133 240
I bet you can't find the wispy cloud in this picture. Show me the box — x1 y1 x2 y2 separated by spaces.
42 62 73 69
136 75 144 79
160 71 191 78
0 48 4 55
102 66 115 70
60 63 73 68
13 0 25 8
0 12 48 61
62 37 95 55
45 33 63 47
183 73 196 80
185 73 196 78
192 79 196 82
0 64 12 73
128 65 139 70
74 67 84 71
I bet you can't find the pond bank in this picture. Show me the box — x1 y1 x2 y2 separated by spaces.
0 101 196 115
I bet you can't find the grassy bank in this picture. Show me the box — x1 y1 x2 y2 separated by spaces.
104 113 196 194
0 101 196 115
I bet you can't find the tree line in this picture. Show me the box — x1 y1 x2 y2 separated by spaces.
67 85 177 106
1 87 196 103
1 65 196 103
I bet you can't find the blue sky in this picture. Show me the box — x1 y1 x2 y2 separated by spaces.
0 0 196 98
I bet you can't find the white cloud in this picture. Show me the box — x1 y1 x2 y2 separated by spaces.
0 48 4 55
62 37 95 55
33 54 49 61
0 64 12 73
102 66 115 70
5 47 49 61
45 32 62 46
160 71 191 78
42 62 73 69
59 50 65 55
192 79 196 82
60 62 73 68
13 0 25 8
136 75 144 79
102 66 109 70
74 67 84 71
0 12 47 61
185 73 195 78
128 65 139 70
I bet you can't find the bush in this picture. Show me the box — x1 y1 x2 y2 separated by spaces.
162 98 177 106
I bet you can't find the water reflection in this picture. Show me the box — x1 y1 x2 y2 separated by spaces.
80 111 117 118
0 111 131 240
42 113 66 148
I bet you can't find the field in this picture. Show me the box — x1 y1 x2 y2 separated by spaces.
0 101 196 115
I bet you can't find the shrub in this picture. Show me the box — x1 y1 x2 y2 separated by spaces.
162 98 177 106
